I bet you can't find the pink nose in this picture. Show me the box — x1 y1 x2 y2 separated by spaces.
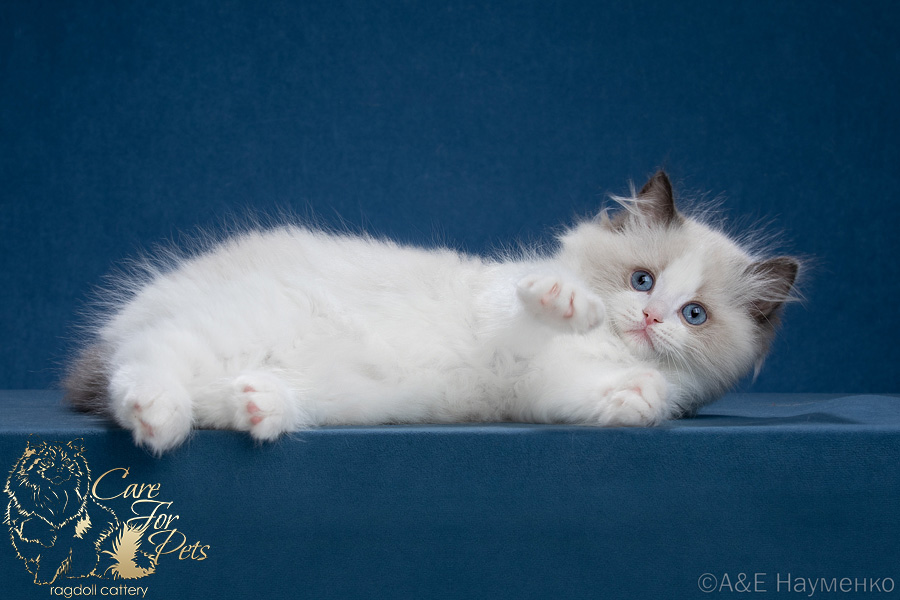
643 308 664 326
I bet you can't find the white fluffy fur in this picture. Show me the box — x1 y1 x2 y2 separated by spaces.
66 172 799 453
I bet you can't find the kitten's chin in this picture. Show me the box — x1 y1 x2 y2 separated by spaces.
620 327 665 362
625 328 655 351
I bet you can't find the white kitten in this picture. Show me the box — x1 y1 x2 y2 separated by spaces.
65 172 800 453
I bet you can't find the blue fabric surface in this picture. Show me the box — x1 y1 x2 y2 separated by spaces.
3 390 898 432
2 0 900 393
2 391 899 599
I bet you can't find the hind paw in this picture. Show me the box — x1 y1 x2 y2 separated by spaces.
110 372 192 454
233 373 297 441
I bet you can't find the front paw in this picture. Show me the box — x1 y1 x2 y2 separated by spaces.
517 273 605 333
598 369 669 426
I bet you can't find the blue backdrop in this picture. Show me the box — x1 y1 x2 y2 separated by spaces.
2 0 898 393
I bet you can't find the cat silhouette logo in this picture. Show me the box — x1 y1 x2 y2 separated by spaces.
4 440 162 585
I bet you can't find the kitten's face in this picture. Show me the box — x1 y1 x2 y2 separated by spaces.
561 172 798 393
603 223 763 379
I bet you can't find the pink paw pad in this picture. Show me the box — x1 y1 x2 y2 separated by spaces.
563 293 575 318
540 283 561 306
537 283 576 318
139 420 154 438
246 400 264 425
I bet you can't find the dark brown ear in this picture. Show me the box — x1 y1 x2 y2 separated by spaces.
748 257 800 321
636 171 679 225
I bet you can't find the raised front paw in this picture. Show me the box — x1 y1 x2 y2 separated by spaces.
597 368 669 426
517 273 605 333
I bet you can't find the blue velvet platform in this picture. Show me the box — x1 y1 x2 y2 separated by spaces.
3 391 899 599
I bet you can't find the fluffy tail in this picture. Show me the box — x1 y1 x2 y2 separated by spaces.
63 344 111 415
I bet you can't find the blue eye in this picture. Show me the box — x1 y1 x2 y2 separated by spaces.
681 303 708 325
630 270 654 292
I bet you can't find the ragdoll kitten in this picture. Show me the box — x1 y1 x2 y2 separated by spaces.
65 171 800 453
